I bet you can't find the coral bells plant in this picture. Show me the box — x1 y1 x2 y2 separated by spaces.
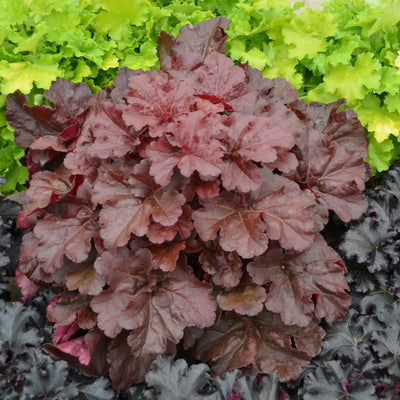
5 17 371 390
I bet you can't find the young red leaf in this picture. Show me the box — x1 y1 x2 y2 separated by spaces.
15 266 40 299
53 321 91 365
247 234 351 326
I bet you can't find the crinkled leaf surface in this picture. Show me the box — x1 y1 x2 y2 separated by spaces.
5 79 92 149
93 159 185 251
220 113 295 192
19 210 99 282
199 240 243 288
145 111 225 186
145 356 218 400
193 170 314 258
303 360 375 400
20 166 73 216
158 16 230 70
194 310 324 381
91 249 216 357
190 51 257 111
247 234 350 326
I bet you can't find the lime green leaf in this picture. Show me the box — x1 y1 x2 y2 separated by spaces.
366 134 396 173
230 39 271 71
100 50 120 70
323 53 381 103
95 0 154 40
379 67 400 96
282 8 337 59
123 40 158 70
263 43 303 89
384 94 400 114
0 161 28 195
357 94 400 142
72 60 93 83
0 54 62 94
305 83 342 103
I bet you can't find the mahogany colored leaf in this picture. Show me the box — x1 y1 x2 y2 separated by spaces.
199 240 243 288
217 284 267 316
93 159 185 251
6 79 92 149
158 17 230 70
220 113 295 192
123 71 222 138
247 234 350 326
190 52 257 111
291 99 368 158
43 78 93 125
83 101 141 159
110 67 143 101
145 111 225 186
148 241 186 272
47 293 97 330
20 165 73 216
194 311 325 381
294 119 368 222
106 331 159 391
193 191 269 258
193 170 314 258
19 209 99 284
90 248 156 338
244 64 299 106
146 204 193 244
193 312 258 376
91 249 216 357
129 237 186 272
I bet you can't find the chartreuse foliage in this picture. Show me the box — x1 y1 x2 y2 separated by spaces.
6 18 370 390
1 0 400 193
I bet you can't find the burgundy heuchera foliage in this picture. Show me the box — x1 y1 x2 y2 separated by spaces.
6 17 370 390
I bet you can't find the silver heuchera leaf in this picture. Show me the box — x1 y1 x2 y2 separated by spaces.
22 352 79 399
234 374 281 400
303 360 375 400
145 356 218 400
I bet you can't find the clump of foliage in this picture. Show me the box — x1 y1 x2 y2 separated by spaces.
2 0 400 194
5 18 370 390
